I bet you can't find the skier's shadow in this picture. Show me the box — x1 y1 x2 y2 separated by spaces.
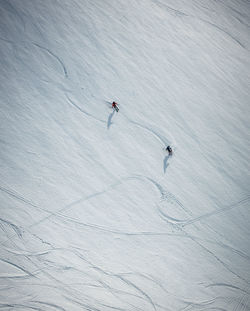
163 155 170 173
107 110 115 129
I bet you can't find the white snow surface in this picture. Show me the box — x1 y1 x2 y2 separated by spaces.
0 0 250 310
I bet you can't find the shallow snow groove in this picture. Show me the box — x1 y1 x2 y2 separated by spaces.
154 0 248 49
65 93 106 124
0 176 185 246
0 217 23 238
206 283 250 295
181 195 250 227
163 195 250 230
0 36 68 79
32 42 68 78
0 258 35 278
181 229 250 286
198 19 246 49
153 0 189 17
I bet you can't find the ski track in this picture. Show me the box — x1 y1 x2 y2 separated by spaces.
3 175 249 266
38 247 158 311
0 183 112 246
27 262 101 310
65 94 173 149
0 305 42 311
182 229 250 287
97 281 154 311
47 207 250 267
117 271 181 310
0 217 23 239
181 292 250 311
30 301 67 311
61 295 104 311
75 252 157 311
0 175 183 244
206 283 250 295
199 19 246 49
204 221 232 244
0 258 35 279
2 175 250 300
32 42 68 78
156 198 250 275
202 223 250 262
156 194 250 228
153 0 188 17
114 274 157 311
49 214 182 237
1 1 250 309
176 231 250 264
232 294 249 311
125 118 170 146
181 195 250 228
2 217 249 310
0 36 68 78
157 206 186 226
216 1 250 28
0 36 15 45
0 185 50 216
65 93 106 124
153 0 247 50
125 175 187 214
180 297 217 311
96 280 153 311
121 116 177 175
4 247 54 257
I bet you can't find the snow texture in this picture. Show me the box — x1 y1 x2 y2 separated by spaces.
0 0 250 310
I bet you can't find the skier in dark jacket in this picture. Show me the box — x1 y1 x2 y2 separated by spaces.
112 101 119 112
166 146 172 155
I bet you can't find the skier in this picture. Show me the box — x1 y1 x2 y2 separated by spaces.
166 145 172 155
112 101 119 112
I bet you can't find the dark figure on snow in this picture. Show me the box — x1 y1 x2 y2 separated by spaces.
166 146 172 155
112 101 119 112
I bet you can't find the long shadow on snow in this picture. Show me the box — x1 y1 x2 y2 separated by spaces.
107 110 115 129
163 155 170 173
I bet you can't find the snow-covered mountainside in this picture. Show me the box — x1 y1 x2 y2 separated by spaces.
0 0 250 310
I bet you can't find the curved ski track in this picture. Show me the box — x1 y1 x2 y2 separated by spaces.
153 0 247 49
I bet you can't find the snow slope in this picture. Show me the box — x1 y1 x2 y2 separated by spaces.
0 0 250 310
